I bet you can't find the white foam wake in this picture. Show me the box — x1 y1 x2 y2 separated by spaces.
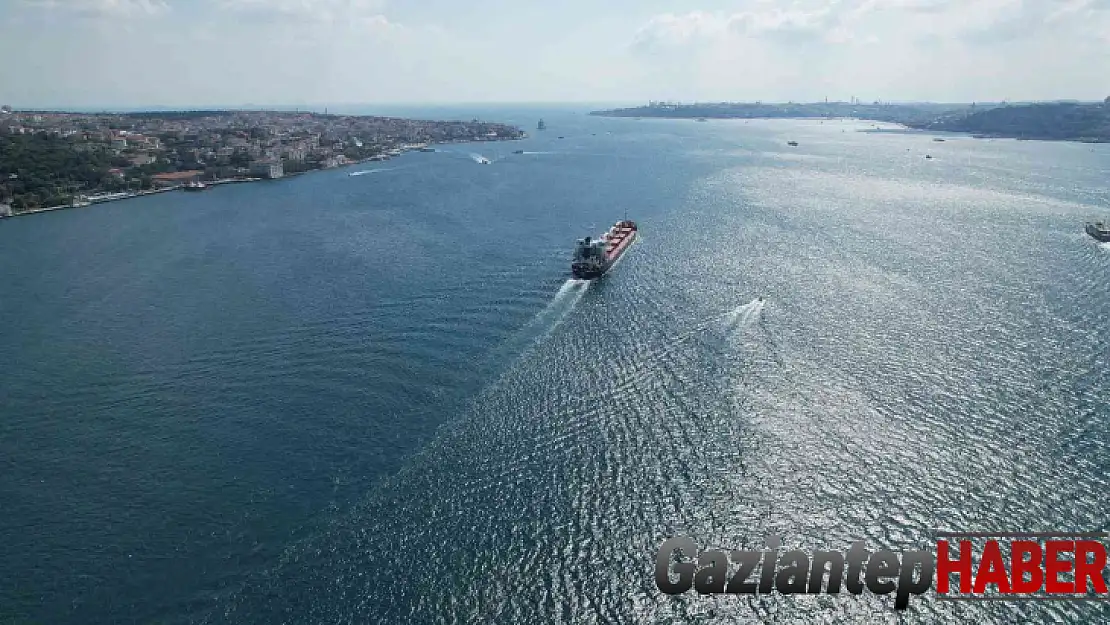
490 279 591 365
723 298 765 331
536 279 589 331
348 167 396 177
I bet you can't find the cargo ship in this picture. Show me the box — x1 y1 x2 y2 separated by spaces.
1086 220 1110 242
571 219 638 279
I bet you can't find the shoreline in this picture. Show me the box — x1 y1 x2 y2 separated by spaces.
1 136 523 221
593 112 1110 145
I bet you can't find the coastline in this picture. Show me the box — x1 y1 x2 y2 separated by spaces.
1 135 523 221
597 111 1110 145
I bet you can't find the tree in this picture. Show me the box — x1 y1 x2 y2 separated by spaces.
0 133 114 210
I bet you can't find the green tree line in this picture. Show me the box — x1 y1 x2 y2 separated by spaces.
0 133 114 210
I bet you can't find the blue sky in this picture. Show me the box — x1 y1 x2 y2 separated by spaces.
2 0 1109 107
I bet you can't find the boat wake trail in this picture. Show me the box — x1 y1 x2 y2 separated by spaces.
489 280 590 366
723 298 765 332
1099 242 1110 253
348 167 397 177
469 153 492 164
534 279 589 334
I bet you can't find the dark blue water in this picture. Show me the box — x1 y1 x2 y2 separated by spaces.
2 107 1109 624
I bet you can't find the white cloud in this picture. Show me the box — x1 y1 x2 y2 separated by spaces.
218 0 388 23
3 0 1110 107
623 1 1110 102
631 4 849 52
18 0 169 17
631 11 731 52
634 0 1110 51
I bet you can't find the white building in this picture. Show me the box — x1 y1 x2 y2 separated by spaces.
250 160 284 179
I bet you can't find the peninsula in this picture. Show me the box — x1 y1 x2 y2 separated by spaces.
591 99 1110 143
0 109 525 216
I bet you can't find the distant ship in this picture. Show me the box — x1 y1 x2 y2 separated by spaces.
571 220 638 280
933 138 946 142
476 156 491 165
537 119 546 131
787 141 798 146
419 147 435 152
925 154 933 159
512 149 524 154
696 118 708 122
182 181 209 192
1086 220 1110 242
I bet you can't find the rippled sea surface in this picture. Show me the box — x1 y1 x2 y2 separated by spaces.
2 108 1109 624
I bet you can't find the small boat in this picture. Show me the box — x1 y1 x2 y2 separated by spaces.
933 138 946 142
512 149 524 154
419 147 435 152
182 181 209 192
925 154 933 159
558 136 565 139
1086 221 1110 242
787 141 798 147
696 118 708 122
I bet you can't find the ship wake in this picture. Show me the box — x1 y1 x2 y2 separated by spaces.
535 279 590 333
490 280 590 366
349 167 397 177
723 298 765 332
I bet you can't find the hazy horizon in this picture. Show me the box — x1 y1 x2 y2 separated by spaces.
7 99 1107 115
2 0 1109 108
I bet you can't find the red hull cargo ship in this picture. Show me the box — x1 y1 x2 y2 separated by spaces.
571 220 638 279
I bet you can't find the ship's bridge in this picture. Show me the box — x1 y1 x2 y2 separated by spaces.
573 236 607 261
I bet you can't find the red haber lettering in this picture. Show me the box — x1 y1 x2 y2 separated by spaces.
1044 541 1075 594
1074 540 1109 595
973 541 1011 594
1010 541 1044 594
936 540 973 594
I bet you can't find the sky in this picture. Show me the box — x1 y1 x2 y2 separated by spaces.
1 0 1109 108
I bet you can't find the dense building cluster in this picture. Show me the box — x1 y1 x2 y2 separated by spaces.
0 108 524 213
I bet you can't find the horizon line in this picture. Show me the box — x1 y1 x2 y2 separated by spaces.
7 98 1105 115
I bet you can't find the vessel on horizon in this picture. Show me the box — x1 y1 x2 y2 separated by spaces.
571 220 638 279
537 119 546 131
